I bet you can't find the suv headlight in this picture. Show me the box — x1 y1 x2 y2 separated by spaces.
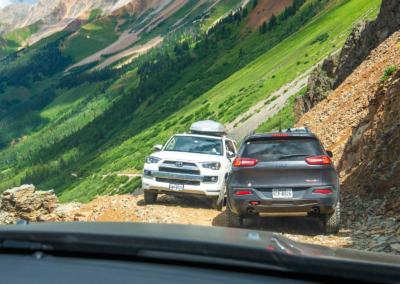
145 156 162 164
201 162 221 170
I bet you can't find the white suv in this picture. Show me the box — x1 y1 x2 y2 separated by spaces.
142 121 237 210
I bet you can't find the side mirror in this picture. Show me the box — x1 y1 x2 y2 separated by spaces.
153 145 163 152
326 151 333 158
227 151 235 158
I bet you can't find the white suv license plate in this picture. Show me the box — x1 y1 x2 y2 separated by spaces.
272 188 293 198
169 184 184 191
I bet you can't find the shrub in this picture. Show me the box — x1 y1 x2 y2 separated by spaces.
271 75 276 79
284 89 288 93
297 61 301 65
381 65 397 83
271 95 279 101
310 33 329 45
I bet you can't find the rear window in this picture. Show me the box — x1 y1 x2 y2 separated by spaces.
241 138 324 162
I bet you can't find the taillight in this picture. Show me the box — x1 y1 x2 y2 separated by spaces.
235 191 252 195
313 189 332 194
305 156 331 164
233 158 258 167
270 134 292 137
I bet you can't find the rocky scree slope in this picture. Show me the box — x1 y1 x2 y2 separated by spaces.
294 0 400 122
296 30 400 252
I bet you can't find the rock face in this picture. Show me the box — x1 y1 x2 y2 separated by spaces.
296 30 400 197
294 0 400 122
0 184 82 224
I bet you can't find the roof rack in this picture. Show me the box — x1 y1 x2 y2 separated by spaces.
273 127 311 133
190 120 227 136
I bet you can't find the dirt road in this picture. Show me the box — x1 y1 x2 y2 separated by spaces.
74 193 354 249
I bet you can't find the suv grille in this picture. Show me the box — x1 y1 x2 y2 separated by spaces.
159 161 200 175
159 167 200 175
155 178 200 186
163 161 197 167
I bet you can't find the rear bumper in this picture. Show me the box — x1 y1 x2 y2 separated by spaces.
228 186 338 215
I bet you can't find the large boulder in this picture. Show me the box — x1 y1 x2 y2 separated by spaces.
0 184 60 224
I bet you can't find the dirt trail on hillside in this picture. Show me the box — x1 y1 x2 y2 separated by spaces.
95 36 163 69
226 52 339 142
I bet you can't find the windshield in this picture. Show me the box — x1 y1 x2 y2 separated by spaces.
242 138 324 161
164 136 223 156
0 0 398 274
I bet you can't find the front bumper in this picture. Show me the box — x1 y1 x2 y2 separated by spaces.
142 170 224 197
228 186 338 215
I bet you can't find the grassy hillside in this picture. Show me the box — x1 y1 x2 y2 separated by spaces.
0 21 44 59
0 0 382 202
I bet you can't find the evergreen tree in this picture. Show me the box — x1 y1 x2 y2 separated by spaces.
253 0 258 8
262 21 267 34
269 13 277 29
242 8 248 18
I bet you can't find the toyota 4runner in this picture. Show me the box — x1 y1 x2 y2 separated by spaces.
142 121 237 210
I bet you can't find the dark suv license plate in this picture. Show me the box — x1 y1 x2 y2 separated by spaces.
272 188 293 198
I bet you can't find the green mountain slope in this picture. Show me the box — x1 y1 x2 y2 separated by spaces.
0 21 44 59
0 0 382 202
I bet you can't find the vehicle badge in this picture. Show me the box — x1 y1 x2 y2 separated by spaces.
276 163 287 167
176 162 183 167
248 183 251 187
305 180 320 183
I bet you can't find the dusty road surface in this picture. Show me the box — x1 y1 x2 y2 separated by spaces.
73 193 358 250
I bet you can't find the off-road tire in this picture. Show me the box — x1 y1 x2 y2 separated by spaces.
144 190 158 205
323 202 340 235
214 179 226 211
212 196 223 211
226 205 243 228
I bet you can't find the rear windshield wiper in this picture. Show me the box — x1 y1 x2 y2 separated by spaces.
279 154 310 160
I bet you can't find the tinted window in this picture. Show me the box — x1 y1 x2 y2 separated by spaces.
165 136 223 155
241 138 324 161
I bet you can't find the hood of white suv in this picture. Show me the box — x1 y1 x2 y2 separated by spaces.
151 150 226 163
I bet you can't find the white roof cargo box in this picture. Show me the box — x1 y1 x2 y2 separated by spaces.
190 120 227 136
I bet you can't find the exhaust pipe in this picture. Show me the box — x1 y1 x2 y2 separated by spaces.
312 207 320 214
259 212 307 217
247 208 256 214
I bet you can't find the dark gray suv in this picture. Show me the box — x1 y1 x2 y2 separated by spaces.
226 127 340 235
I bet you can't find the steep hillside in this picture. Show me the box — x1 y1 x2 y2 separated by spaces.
0 0 167 57
293 0 400 122
0 0 383 203
296 30 400 196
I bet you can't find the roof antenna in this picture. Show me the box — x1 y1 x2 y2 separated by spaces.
279 118 282 132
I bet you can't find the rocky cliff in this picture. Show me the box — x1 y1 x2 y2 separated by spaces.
294 0 400 122
296 30 400 197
